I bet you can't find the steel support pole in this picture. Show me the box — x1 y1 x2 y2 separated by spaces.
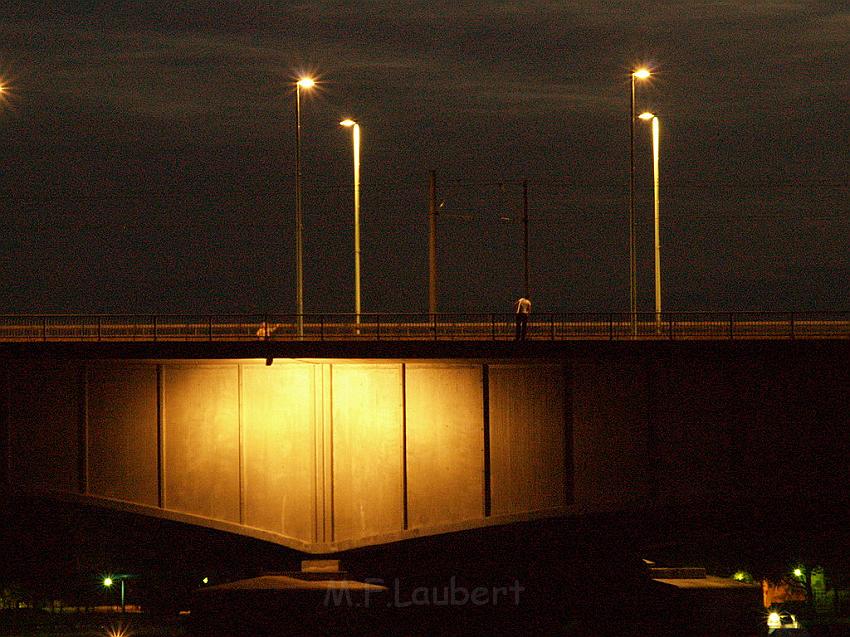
295 84 305 337
652 116 661 325
352 124 361 331
523 179 529 299
629 75 637 325
428 170 437 315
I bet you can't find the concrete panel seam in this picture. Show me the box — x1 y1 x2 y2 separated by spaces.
79 363 89 495
157 364 165 509
238 363 245 526
401 363 409 531
1 365 8 487
483 363 491 517
324 363 334 543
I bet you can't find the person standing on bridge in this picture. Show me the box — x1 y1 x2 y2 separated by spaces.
514 297 531 340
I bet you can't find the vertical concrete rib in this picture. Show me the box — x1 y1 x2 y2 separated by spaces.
323 365 336 542
312 364 322 544
157 364 165 509
78 364 89 495
482 363 491 517
1 365 8 487
401 363 409 530
563 362 574 505
323 364 334 543
645 353 667 504
238 364 245 525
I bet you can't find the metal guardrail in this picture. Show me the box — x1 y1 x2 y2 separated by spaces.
0 312 848 342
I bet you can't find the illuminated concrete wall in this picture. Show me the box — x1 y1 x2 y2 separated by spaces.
331 364 404 543
241 362 317 543
162 365 241 524
405 364 484 529
0 358 569 552
489 364 568 516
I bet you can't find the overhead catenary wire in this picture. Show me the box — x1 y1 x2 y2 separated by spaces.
3 173 846 226
6 180 846 203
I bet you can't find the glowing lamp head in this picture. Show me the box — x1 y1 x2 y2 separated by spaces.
793 568 803 578
633 68 651 80
296 77 315 89
103 577 113 587
638 112 655 120
339 119 357 127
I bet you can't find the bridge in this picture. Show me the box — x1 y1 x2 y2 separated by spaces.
1 312 849 554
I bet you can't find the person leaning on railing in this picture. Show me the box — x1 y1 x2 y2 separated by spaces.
514 297 531 340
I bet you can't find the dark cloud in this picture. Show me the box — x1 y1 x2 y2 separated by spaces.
0 1 846 314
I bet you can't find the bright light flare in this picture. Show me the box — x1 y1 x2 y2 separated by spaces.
633 68 651 79
639 111 655 120
339 119 357 127
0 65 21 109
793 568 803 578
766 609 799 630
296 77 316 89
103 577 113 587
767 611 781 629
0 78 13 107
105 623 131 637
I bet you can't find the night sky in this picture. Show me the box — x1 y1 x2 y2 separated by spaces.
0 2 847 316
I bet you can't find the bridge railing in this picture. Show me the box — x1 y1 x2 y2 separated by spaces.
0 311 848 342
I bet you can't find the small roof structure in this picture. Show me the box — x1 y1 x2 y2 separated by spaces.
200 574 388 593
652 575 760 591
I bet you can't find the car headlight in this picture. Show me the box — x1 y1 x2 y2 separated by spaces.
767 611 782 629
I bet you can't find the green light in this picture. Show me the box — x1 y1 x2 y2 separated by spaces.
103 577 113 587
732 570 749 582
793 568 803 578
202 577 209 585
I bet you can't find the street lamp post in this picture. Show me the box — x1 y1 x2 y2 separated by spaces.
639 112 662 324
630 68 651 325
340 119 362 332
522 179 529 298
294 77 315 337
103 576 126 613
428 171 437 316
